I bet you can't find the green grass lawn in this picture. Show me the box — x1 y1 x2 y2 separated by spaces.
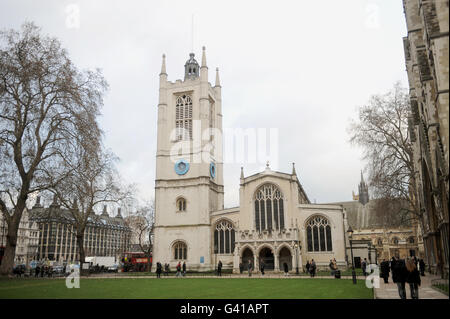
0 277 373 299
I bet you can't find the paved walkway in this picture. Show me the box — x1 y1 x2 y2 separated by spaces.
374 274 448 299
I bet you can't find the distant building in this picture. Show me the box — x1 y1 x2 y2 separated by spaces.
124 215 150 252
0 208 39 265
29 197 131 263
403 0 449 277
330 172 422 265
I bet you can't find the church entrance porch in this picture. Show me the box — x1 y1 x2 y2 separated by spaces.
278 246 292 271
242 247 254 268
259 247 274 271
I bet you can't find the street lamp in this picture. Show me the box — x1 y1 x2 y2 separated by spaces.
294 243 299 274
214 244 218 275
347 226 357 284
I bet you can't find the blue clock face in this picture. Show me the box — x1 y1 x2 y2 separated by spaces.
210 162 216 178
175 159 189 175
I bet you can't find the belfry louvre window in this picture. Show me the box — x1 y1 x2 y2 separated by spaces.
306 216 332 252
173 241 187 260
175 95 193 140
176 198 186 212
213 220 235 254
254 184 285 232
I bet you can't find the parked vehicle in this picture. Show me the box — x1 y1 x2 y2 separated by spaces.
107 264 119 273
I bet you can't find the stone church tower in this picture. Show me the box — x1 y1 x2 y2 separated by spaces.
358 171 369 206
152 48 224 270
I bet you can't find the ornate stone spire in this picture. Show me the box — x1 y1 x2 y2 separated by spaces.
201 46 207 68
116 207 123 219
240 166 244 179
215 67 221 87
160 53 167 75
292 162 297 175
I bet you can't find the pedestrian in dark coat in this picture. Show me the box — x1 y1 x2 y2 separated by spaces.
239 262 243 274
306 260 310 274
310 259 316 277
392 258 408 299
380 259 390 284
182 261 186 277
419 259 426 276
406 259 421 299
35 265 40 278
283 262 289 276
247 261 252 277
156 262 162 278
260 260 265 276
217 260 222 276
362 258 367 276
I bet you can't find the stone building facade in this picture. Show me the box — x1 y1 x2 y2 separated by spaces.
0 208 39 265
29 197 131 263
403 0 449 277
152 49 348 273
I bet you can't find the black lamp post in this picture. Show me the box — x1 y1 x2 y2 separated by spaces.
347 226 357 284
294 243 299 275
214 244 217 275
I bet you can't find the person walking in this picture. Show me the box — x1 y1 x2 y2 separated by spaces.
182 261 186 277
419 259 426 276
329 259 335 276
310 259 316 277
217 260 222 277
283 262 289 276
362 258 367 276
392 257 408 299
239 262 243 274
406 258 421 299
248 261 252 277
35 265 40 278
306 260 310 275
380 259 390 284
260 260 265 276
156 262 162 278
176 261 182 277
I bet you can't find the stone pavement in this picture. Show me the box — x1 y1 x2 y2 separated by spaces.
374 274 448 299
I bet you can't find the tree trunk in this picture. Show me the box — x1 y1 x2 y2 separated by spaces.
76 233 85 265
0 203 26 276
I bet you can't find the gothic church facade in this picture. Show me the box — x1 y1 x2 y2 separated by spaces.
152 49 348 273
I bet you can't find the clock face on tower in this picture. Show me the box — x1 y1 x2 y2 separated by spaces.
175 159 190 175
210 162 216 179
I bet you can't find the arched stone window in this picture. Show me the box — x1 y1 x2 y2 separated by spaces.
176 197 186 212
306 216 332 252
408 236 415 244
175 95 193 140
392 237 399 245
173 241 187 260
214 220 235 254
254 184 284 232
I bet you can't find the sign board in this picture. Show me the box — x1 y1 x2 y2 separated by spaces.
82 263 90 270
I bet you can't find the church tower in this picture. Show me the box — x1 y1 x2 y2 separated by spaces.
358 171 369 206
153 48 224 270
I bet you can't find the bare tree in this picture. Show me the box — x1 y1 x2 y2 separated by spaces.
0 23 107 275
48 146 133 265
127 202 154 272
348 82 421 224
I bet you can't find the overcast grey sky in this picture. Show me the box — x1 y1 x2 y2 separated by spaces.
1 0 408 208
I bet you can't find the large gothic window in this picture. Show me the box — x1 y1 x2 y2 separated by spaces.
214 220 235 254
254 184 284 232
173 241 187 260
175 95 193 140
306 216 332 252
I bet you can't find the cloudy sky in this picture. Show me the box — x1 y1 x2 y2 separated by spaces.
1 0 408 208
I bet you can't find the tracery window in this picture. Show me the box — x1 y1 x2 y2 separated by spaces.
377 238 383 246
173 241 187 260
213 220 235 254
254 184 284 232
175 95 193 140
176 197 186 212
392 237 399 245
306 216 332 252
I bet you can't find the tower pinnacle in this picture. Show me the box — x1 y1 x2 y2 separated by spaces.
201 46 207 68
160 54 167 75
215 67 221 87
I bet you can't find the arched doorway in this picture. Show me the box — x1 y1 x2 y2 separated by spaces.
278 246 292 271
241 247 254 268
259 247 274 270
